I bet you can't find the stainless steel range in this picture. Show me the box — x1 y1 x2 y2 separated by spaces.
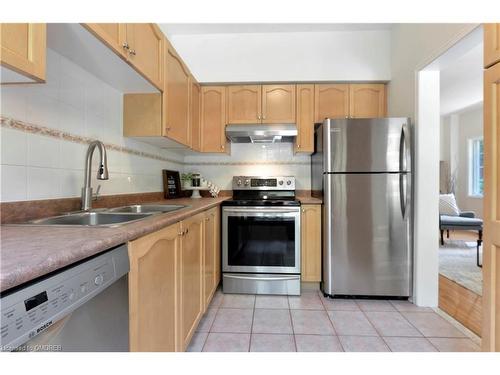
222 176 301 295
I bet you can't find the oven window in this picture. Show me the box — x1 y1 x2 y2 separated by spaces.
227 216 295 268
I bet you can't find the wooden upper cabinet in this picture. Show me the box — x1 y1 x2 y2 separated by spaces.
295 84 315 153
349 83 386 118
261 84 296 123
83 23 127 58
301 205 322 282
485 23 500 68
0 23 46 83
125 24 164 90
179 213 204 351
314 84 349 122
227 85 262 124
201 86 227 153
190 80 202 152
164 46 191 146
128 223 181 352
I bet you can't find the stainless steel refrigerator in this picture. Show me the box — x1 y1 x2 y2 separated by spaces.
312 118 412 298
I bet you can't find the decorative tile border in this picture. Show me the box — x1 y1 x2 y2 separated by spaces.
0 116 184 165
1 116 310 167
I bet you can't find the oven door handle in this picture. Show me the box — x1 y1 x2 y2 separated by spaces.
223 274 300 281
223 207 300 214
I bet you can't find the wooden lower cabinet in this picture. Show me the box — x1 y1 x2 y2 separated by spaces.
128 208 221 352
300 204 322 282
128 222 181 352
179 212 204 351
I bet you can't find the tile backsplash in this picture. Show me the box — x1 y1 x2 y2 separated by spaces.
0 49 183 202
0 49 312 203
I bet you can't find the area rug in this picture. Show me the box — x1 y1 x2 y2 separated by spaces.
439 240 482 296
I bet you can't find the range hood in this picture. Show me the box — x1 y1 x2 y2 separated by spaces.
225 124 297 143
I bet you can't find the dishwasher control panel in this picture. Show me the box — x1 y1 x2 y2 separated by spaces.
0 245 129 351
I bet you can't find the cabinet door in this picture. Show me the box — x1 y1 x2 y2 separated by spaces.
314 84 349 122
349 84 386 118
0 23 46 82
203 208 217 310
295 84 315 153
227 85 262 124
180 213 204 351
201 86 227 153
261 84 296 123
484 23 500 68
164 46 191 146
125 24 164 90
83 23 127 58
301 205 322 282
482 60 500 351
190 80 202 152
128 223 181 352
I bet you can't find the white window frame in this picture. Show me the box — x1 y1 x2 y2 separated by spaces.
468 137 484 198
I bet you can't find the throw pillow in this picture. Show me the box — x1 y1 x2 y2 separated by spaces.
439 194 460 216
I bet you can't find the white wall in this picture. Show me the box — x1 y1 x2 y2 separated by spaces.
184 143 310 191
388 23 477 120
167 30 391 83
440 105 484 217
0 49 184 202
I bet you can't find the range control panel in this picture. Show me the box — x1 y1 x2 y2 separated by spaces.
0 245 129 351
232 176 295 191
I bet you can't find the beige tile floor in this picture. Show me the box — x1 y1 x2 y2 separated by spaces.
187 289 480 352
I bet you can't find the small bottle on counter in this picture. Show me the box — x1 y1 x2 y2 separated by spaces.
192 173 201 187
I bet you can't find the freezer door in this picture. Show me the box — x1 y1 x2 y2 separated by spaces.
323 118 411 173
322 173 411 297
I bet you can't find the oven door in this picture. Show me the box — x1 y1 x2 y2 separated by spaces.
222 206 301 274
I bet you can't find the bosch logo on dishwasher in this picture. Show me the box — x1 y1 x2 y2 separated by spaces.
36 320 53 334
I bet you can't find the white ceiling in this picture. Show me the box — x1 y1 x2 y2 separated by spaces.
440 42 483 116
160 23 392 37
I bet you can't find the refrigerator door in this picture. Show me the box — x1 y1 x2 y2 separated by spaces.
323 118 411 173
322 173 411 297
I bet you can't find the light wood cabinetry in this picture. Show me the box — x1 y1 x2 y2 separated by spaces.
125 24 164 89
84 23 127 58
484 23 500 68
128 223 181 352
201 86 227 153
261 84 296 123
295 84 315 153
203 207 220 310
0 23 46 83
227 84 296 124
349 83 386 118
179 212 204 351
84 23 163 90
227 85 262 123
482 45 500 351
300 204 322 282
164 45 191 146
314 84 349 122
190 80 202 151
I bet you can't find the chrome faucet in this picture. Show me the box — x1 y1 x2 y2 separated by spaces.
81 140 109 211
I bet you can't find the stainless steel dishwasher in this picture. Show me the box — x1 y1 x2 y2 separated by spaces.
0 245 129 352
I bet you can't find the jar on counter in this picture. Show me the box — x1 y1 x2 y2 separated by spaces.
192 173 201 187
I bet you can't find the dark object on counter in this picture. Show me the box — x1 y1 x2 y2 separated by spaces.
192 173 201 187
162 170 182 199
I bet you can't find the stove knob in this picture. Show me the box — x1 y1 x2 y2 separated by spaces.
286 180 292 186
278 180 284 185
236 179 242 186
244 179 250 186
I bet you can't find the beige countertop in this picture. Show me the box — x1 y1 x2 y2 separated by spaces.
0 197 229 293
297 196 323 204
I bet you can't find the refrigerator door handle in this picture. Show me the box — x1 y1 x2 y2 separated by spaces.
399 123 410 172
399 173 409 220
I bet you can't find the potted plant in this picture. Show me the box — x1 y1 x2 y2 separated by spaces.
180 173 193 188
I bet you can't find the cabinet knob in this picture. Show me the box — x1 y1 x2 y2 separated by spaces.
257 115 261 120
122 42 130 50
220 145 224 150
165 127 171 132
185 228 189 235
129 49 136 56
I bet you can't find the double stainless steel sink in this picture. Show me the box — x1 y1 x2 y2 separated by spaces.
24 204 188 227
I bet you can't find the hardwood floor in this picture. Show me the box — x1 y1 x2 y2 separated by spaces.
439 229 482 337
